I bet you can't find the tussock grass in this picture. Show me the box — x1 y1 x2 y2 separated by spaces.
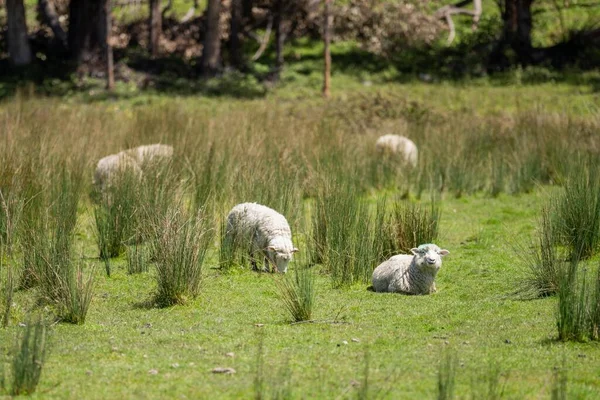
151 208 213 307
0 257 14 328
93 168 142 267
521 204 563 298
126 244 150 275
1 316 48 396
276 265 316 323
386 198 441 254
552 161 600 260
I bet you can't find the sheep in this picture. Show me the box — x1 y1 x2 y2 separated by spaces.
224 202 298 273
125 144 174 167
371 243 449 295
375 134 418 167
93 151 142 194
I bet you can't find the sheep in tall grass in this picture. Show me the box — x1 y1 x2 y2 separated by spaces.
375 134 418 167
372 243 449 295
125 144 174 167
93 151 142 194
225 203 298 273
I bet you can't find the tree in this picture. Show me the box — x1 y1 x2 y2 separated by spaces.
6 0 32 66
149 0 162 57
38 0 68 50
68 0 108 63
200 0 222 77
229 0 245 70
490 0 535 66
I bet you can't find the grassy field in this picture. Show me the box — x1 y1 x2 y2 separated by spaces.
0 81 600 399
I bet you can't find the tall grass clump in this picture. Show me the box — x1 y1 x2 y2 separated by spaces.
0 163 24 255
1 316 48 396
93 168 142 268
1 258 15 328
126 244 150 274
556 257 597 342
552 161 600 260
520 204 563 298
276 265 316 322
151 208 213 307
314 182 387 287
386 199 441 254
437 349 457 400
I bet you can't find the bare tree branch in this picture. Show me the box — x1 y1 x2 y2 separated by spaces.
251 14 273 61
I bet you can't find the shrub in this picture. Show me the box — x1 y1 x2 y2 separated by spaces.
151 208 213 307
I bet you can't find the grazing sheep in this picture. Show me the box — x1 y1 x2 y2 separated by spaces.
372 243 449 295
225 202 298 273
125 143 174 168
93 151 142 194
375 134 418 167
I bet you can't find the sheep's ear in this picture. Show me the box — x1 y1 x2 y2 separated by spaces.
267 246 276 252
438 249 450 256
410 248 420 255
292 247 299 253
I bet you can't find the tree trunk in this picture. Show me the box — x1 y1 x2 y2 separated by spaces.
272 0 285 81
201 0 222 77
6 0 32 66
37 0 68 49
229 0 244 70
322 0 332 98
106 0 115 90
68 0 107 63
149 0 162 57
490 0 535 67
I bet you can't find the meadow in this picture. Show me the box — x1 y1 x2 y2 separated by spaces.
0 81 600 399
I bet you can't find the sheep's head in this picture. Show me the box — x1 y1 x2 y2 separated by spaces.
410 243 449 271
266 237 299 273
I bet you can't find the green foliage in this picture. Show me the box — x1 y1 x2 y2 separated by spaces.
126 244 150 275
151 208 213 307
0 258 14 328
276 266 316 323
2 316 48 396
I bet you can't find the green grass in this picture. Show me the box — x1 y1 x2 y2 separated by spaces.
0 86 599 397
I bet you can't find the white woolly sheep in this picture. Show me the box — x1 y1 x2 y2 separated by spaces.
225 202 298 273
375 134 418 167
125 144 174 166
93 151 142 194
372 243 449 295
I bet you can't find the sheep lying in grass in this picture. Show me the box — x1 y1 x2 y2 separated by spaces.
372 243 449 295
225 203 298 273
375 134 418 167
93 151 142 194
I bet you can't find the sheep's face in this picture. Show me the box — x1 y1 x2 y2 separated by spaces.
266 246 299 273
411 244 449 271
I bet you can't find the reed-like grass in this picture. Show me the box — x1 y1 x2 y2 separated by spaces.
386 198 441 254
3 316 48 396
151 208 213 307
0 256 14 328
93 168 142 266
126 244 150 274
521 204 563 298
470 361 507 400
552 161 600 260
276 265 316 323
556 258 593 342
